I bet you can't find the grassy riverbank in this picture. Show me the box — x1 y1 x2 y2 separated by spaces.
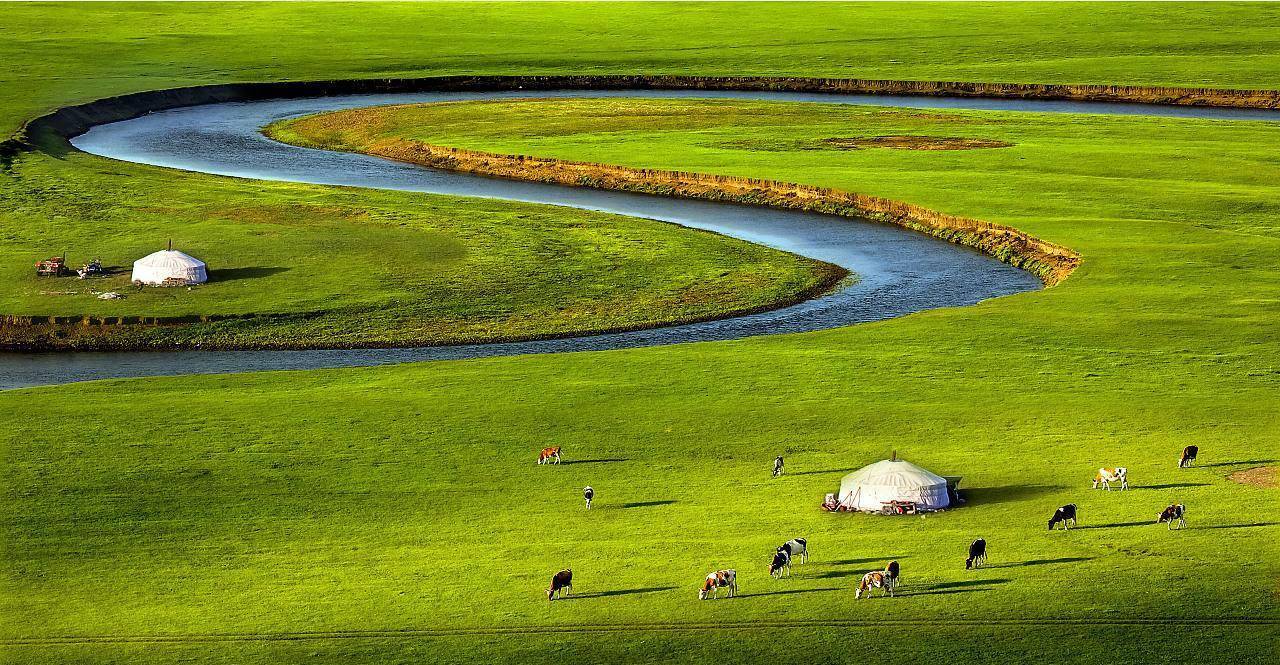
0 148 836 349
3 2 1280 664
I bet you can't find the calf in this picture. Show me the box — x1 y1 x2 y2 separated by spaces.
1179 446 1198 468
769 549 791 578
699 569 737 600
547 569 573 600
538 447 561 465
856 570 893 599
1092 467 1128 491
965 539 987 569
778 538 808 565
1157 503 1186 530
1048 503 1078 530
885 560 901 587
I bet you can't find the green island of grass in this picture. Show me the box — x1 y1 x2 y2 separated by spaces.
3 3 1280 665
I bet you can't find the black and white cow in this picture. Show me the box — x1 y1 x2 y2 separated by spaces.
773 456 785 478
1157 503 1186 530
778 538 807 565
965 538 987 569
547 569 573 600
583 486 594 510
769 549 792 578
1048 503 1078 530
1179 446 1199 468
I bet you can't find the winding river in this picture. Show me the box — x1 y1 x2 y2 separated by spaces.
3 88 1275 390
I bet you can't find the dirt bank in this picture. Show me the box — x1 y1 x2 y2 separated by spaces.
308 138 1079 286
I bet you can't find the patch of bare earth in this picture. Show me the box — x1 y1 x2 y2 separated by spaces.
1228 466 1278 488
821 136 1014 151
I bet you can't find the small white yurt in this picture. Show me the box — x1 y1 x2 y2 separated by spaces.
131 244 207 286
838 457 951 512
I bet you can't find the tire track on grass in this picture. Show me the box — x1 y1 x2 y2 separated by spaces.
6 617 1278 646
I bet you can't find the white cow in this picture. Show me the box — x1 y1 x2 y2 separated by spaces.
1092 467 1128 491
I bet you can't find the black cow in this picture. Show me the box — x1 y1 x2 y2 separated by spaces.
885 559 901 586
1049 503 1078 530
965 539 987 569
769 549 792 578
547 569 573 600
1179 445 1199 468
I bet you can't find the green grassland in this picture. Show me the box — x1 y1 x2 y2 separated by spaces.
0 152 833 349
3 2 1280 664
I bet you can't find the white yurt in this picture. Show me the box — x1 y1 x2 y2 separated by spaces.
131 245 207 286
838 457 951 512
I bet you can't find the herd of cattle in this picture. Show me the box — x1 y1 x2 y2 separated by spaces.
541 445 1202 601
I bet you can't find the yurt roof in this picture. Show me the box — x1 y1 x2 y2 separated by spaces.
841 459 948 489
134 249 205 267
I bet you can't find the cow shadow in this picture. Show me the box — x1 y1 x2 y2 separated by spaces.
989 557 1093 568
962 485 1064 505
619 500 677 509
1196 522 1279 531
893 579 1008 597
561 458 629 466
208 267 290 282
737 587 842 598
1074 521 1149 530
1198 459 1276 468
561 586 675 600
828 556 908 566
1141 483 1210 490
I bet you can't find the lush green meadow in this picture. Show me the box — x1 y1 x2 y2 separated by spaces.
0 151 831 349
3 2 1280 664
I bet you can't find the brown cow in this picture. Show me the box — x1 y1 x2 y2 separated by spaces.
538 446 561 465
547 569 573 600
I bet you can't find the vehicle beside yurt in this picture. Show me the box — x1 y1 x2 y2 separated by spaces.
835 456 955 513
131 244 207 286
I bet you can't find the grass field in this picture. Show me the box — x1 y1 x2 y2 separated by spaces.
3 2 1280 664
0 151 832 349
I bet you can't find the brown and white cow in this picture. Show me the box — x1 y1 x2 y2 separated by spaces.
856 570 893 599
1157 503 1186 530
538 446 562 465
699 569 737 600
547 569 573 600
1092 467 1128 491
1179 446 1198 468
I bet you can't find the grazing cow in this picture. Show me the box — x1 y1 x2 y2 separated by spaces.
699 569 738 600
1179 446 1199 468
856 570 893 599
547 569 573 600
885 560 901 587
583 486 594 510
538 446 561 465
769 549 791 578
1092 467 1128 491
773 456 785 478
1157 503 1186 530
778 538 808 565
1048 503 1078 530
965 539 987 569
